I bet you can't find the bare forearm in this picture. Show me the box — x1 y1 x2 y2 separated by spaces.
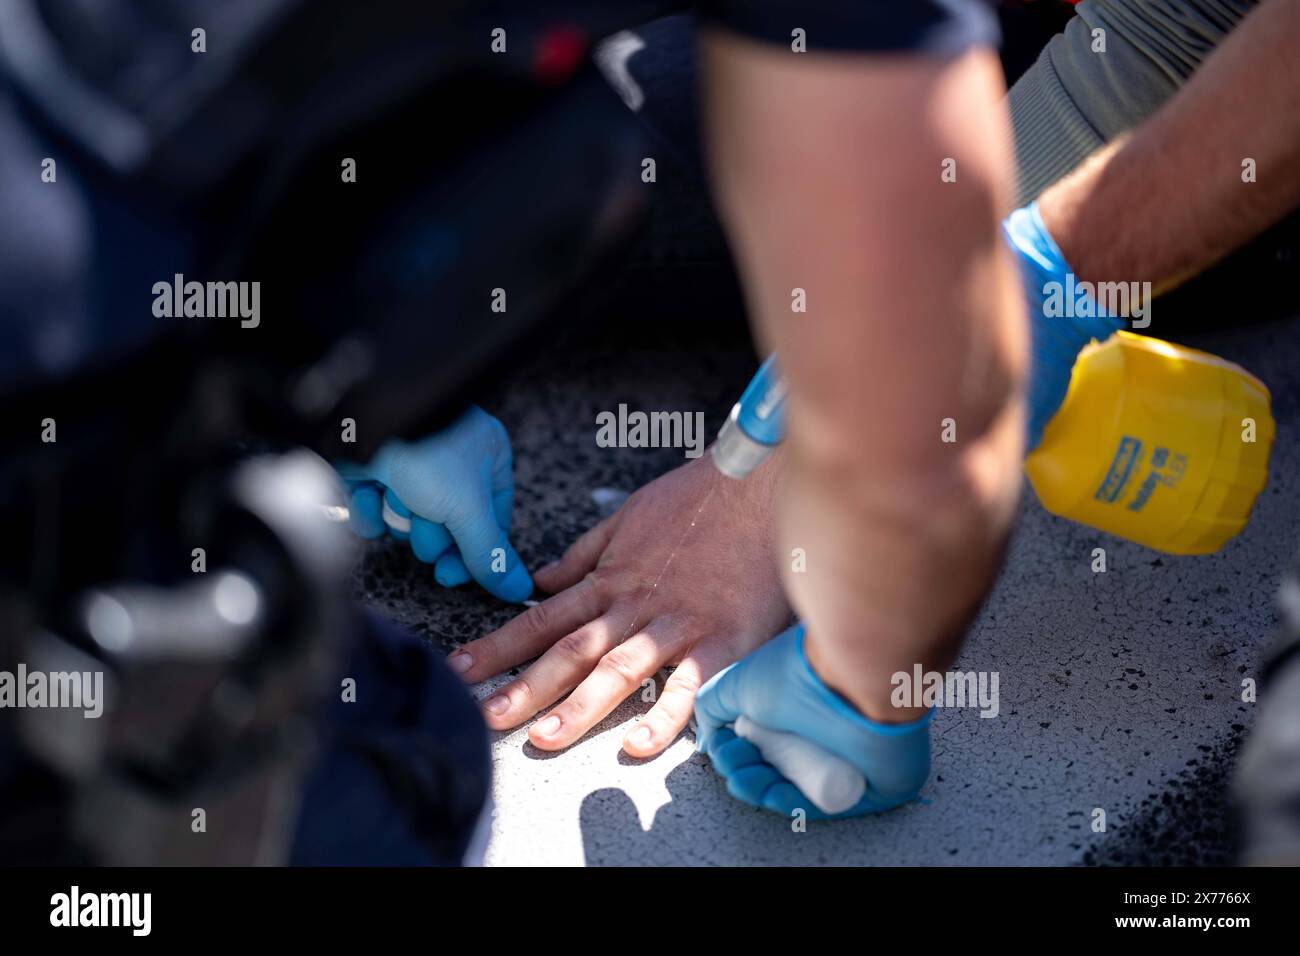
702 37 1025 720
1041 0 1300 294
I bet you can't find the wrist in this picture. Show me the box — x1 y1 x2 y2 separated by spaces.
1035 140 1155 309
802 626 929 725
1015 197 1129 338
1035 180 1088 278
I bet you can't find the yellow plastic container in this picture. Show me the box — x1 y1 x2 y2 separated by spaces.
1025 331 1274 554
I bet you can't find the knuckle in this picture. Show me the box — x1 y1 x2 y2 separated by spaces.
598 644 645 688
552 629 595 666
584 567 648 608
580 565 608 592
655 671 707 717
575 572 610 615
520 600 551 638
659 609 706 639
506 674 534 706
562 695 591 722
665 667 703 698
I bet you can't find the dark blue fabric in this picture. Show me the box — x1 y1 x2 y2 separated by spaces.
626 14 709 181
620 7 1006 185
0 85 195 392
290 610 491 866
699 0 999 54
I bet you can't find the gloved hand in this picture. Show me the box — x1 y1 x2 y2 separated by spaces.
694 623 932 820
1003 201 1126 450
336 406 533 603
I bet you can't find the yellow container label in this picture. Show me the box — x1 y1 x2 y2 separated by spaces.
1024 331 1274 554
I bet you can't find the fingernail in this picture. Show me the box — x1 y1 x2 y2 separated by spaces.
534 715 561 737
536 561 559 576
626 725 652 749
483 695 509 716
448 652 473 675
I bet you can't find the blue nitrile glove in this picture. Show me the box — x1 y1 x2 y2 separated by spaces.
336 406 533 603
1003 202 1126 450
694 623 932 820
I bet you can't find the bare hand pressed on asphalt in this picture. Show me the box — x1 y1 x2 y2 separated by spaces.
447 454 792 756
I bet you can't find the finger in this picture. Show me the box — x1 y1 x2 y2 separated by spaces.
623 647 728 757
444 490 532 602
334 461 375 483
726 762 784 809
409 517 453 563
693 661 744 754
478 606 635 731
348 484 385 539
532 514 616 594
448 574 603 682
760 780 831 821
487 410 515 499
382 490 412 541
708 731 764 776
528 617 688 750
492 485 514 535
487 411 518 535
434 549 472 588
